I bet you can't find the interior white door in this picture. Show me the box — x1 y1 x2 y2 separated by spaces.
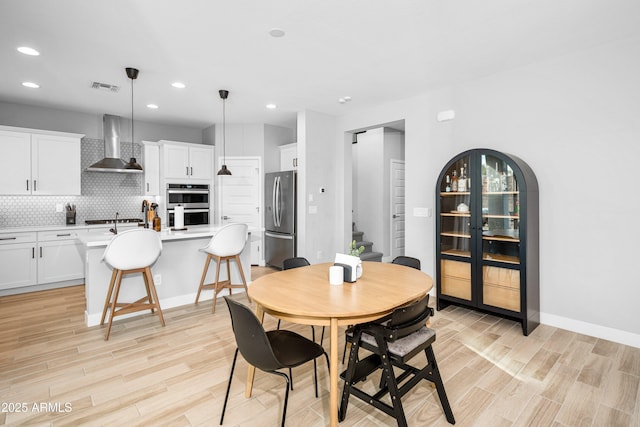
390 159 405 260
218 157 262 265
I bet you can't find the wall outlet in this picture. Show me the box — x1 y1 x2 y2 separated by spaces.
154 274 162 286
55 203 63 213
317 250 323 260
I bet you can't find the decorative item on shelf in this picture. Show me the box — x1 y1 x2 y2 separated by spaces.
456 203 469 213
124 67 143 171
217 89 232 176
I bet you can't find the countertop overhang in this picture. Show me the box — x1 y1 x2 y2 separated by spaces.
78 225 260 247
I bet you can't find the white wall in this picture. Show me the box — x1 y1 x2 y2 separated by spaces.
333 36 640 347
0 101 204 143
297 110 338 263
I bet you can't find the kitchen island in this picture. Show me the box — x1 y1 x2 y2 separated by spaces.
79 225 253 326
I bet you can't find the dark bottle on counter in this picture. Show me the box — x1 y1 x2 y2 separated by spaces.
153 214 161 232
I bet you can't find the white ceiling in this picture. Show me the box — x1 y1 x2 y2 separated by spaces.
1 0 639 130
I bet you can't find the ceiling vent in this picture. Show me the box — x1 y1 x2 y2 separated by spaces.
91 81 120 92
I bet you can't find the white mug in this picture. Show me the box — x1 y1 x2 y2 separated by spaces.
329 265 344 285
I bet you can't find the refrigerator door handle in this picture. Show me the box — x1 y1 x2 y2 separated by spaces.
275 176 282 227
265 231 294 240
272 176 278 227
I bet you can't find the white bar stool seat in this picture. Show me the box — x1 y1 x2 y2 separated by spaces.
100 228 165 340
195 223 250 313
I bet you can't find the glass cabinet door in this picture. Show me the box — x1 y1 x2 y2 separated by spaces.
480 153 521 312
480 153 520 264
438 155 472 301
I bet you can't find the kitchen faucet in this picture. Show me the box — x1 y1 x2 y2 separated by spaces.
109 212 119 235
142 200 149 228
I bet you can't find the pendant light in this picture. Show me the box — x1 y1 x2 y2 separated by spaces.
124 67 143 171
217 89 232 175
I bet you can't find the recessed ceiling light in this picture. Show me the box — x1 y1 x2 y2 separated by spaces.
338 96 352 104
22 81 40 88
171 82 186 89
17 46 40 56
269 28 286 38
266 104 277 109
147 104 159 109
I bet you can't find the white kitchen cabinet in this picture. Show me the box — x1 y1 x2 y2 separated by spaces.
36 230 84 284
161 141 214 181
143 141 160 196
0 127 83 195
279 143 297 171
0 232 37 290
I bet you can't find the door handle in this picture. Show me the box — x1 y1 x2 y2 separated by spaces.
186 166 189 176
34 180 37 191
40 246 43 258
26 180 29 191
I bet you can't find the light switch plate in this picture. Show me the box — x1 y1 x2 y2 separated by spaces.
413 207 432 217
55 203 63 213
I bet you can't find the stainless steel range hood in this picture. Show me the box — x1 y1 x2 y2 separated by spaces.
85 114 142 173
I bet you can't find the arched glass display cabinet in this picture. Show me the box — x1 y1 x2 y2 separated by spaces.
435 149 539 335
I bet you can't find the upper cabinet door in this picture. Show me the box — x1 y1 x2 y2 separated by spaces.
32 134 81 195
143 143 160 196
163 143 190 179
0 130 31 195
279 143 297 171
189 145 213 180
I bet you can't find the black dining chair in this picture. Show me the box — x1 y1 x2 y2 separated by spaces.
339 294 455 426
391 255 421 270
221 296 329 427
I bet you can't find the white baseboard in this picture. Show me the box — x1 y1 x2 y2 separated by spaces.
429 289 640 349
540 312 640 349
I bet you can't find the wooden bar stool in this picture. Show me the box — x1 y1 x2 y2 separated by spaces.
195 223 250 313
100 228 165 340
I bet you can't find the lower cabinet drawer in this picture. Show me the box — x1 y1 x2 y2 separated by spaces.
441 260 471 300
483 266 520 311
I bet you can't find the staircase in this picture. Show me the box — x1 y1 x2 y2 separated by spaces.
352 228 383 262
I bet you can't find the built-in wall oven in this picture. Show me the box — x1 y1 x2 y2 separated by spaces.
166 183 210 226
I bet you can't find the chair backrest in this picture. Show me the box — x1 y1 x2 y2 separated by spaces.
392 256 421 270
224 297 283 372
282 257 310 270
385 294 431 341
103 228 162 270
203 223 248 257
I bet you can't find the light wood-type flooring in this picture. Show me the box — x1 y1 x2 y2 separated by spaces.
1 266 639 426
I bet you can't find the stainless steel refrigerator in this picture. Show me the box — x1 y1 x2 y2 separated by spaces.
265 171 296 269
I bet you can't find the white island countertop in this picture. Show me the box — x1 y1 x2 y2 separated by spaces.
78 224 260 248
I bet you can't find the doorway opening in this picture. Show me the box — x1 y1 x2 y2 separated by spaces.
350 120 405 262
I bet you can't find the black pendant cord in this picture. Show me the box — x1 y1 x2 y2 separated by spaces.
131 76 135 158
222 96 226 163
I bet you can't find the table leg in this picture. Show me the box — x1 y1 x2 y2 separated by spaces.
330 317 338 427
245 304 265 397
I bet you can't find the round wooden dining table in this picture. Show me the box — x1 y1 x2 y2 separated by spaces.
246 261 433 427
